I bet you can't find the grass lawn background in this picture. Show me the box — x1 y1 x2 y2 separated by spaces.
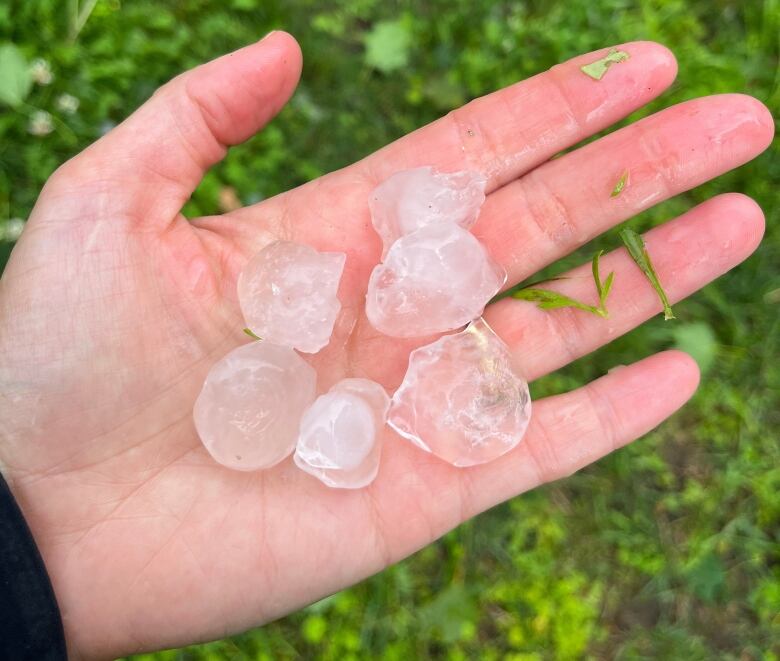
1 1 778 659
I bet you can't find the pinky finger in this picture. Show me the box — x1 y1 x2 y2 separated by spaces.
460 350 700 517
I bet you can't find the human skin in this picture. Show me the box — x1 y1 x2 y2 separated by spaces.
0 32 773 659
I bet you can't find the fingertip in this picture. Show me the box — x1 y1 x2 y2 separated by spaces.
259 30 303 79
560 40 678 131
731 93 775 142
245 30 303 101
626 40 678 82
656 349 701 401
714 93 776 151
713 192 766 255
181 31 304 148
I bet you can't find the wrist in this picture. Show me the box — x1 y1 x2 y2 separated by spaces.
0 470 68 660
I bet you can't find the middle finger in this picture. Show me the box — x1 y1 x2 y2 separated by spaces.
474 93 773 287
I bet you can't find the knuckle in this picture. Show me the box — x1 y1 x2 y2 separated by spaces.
521 173 580 251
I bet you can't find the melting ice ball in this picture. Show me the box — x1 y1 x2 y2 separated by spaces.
365 223 506 338
388 318 531 467
238 241 346 354
295 379 390 489
194 342 317 471
369 166 487 256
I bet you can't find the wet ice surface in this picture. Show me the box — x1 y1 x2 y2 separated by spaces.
365 223 506 337
369 166 487 257
388 318 531 467
238 241 346 354
295 378 390 489
194 342 317 471
194 165 531 483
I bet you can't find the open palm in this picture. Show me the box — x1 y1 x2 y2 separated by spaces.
0 33 773 660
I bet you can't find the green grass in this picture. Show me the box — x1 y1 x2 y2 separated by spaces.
2 1 778 659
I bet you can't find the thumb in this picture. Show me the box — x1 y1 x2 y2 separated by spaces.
41 31 302 228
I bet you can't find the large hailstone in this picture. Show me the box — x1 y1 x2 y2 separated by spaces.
194 342 317 471
294 379 390 489
388 318 531 467
238 241 346 354
369 166 487 256
365 223 506 338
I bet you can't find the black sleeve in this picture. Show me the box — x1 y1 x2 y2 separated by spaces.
0 472 67 661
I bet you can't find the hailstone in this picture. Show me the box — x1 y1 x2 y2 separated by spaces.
365 223 506 338
295 378 390 488
238 241 346 354
388 318 531 467
194 341 317 471
369 166 487 256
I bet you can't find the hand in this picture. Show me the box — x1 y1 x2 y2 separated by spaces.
0 32 772 660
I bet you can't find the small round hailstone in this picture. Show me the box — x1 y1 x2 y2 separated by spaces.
194 342 317 471
369 166 487 257
388 318 531 467
365 223 506 338
238 241 346 354
294 379 390 489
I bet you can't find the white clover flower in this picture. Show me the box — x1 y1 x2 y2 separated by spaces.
30 58 53 85
1 218 25 242
55 93 79 114
28 110 54 136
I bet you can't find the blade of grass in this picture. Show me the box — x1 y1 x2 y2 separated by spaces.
515 251 614 318
67 0 99 42
514 288 603 316
602 271 615 306
619 228 675 320
592 250 615 315
593 250 605 299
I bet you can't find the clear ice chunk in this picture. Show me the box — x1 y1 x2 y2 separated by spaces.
194 341 317 471
365 223 506 338
238 241 346 354
369 166 487 256
388 318 531 467
294 378 390 489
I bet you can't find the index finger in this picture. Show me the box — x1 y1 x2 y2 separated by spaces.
359 41 678 190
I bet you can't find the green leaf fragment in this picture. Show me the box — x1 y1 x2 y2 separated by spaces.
592 250 615 314
514 251 614 318
611 170 629 197
619 228 675 320
602 271 615 303
0 43 33 107
672 322 717 373
514 288 602 315
593 250 605 299
580 48 630 81
242 328 262 341
364 19 412 73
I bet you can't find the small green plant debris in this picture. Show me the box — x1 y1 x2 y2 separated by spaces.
242 328 262 341
611 170 629 197
514 251 614 318
619 228 675 320
580 48 630 80
592 249 615 313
